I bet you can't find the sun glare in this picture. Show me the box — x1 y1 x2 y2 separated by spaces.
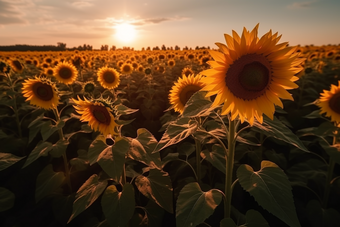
115 23 136 42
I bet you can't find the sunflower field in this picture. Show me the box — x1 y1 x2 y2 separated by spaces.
1 25 340 227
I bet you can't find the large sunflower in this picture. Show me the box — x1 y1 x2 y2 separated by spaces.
22 77 60 110
54 62 78 84
317 81 340 123
71 96 118 137
97 66 120 89
200 24 304 125
169 74 205 114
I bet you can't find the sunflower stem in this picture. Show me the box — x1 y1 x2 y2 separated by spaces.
6 72 22 138
54 108 72 192
225 118 236 219
121 163 126 186
195 138 202 186
323 134 337 208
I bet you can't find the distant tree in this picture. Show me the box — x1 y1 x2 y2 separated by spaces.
141 47 145 51
161 44 166 50
146 46 151 51
57 42 67 50
110 45 116 51
175 45 180 50
101 45 109 51
153 46 160 50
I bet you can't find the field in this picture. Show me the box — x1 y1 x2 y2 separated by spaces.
1 44 340 227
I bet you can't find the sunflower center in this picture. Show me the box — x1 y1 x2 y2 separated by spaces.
91 105 111 125
59 67 73 79
12 60 23 71
122 65 131 73
32 82 54 101
225 53 271 100
329 92 340 114
103 71 115 83
179 85 202 107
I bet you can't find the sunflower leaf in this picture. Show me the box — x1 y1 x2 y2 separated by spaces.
0 152 25 171
176 182 222 227
101 184 135 227
115 104 139 117
201 144 226 174
68 174 108 223
88 135 108 165
239 210 270 227
155 117 198 152
0 187 15 212
35 164 65 203
134 168 173 214
252 115 309 152
237 160 301 227
23 141 53 168
182 91 214 118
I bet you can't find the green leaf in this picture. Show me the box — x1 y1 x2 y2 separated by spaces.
303 109 322 119
88 135 108 165
237 160 301 227
23 141 53 168
50 139 69 158
0 152 25 171
306 200 340 227
35 164 65 203
64 124 93 140
252 115 309 153
98 137 130 182
135 168 173 213
101 184 135 227
29 121 45 144
0 187 15 212
70 149 89 172
128 128 162 168
155 117 198 152
240 209 269 227
41 120 64 142
115 104 139 117
68 174 108 223
201 144 226 174
176 182 222 227
182 91 214 118
220 218 237 227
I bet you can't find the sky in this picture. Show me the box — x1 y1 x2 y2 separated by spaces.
0 0 339 50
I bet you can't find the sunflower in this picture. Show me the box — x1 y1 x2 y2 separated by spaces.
182 67 194 77
53 62 78 84
44 67 54 77
9 59 24 73
168 59 176 68
97 66 120 89
22 77 60 110
200 24 304 125
169 74 206 114
317 81 340 123
120 63 133 74
71 96 118 137
83 81 96 93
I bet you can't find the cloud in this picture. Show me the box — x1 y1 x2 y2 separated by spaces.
72 1 93 8
0 0 27 24
287 1 316 9
103 16 190 27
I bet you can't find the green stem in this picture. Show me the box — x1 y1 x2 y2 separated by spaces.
6 72 22 138
54 108 72 192
195 138 202 185
197 129 228 157
225 119 236 218
322 135 337 208
121 163 126 186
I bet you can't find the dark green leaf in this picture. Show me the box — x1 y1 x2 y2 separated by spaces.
0 187 15 212
201 144 226 174
88 135 108 165
23 141 53 168
68 174 108 223
306 200 340 227
220 218 237 227
101 184 135 227
35 164 65 203
252 115 309 152
176 182 222 227
182 91 214 118
98 137 130 182
135 168 173 213
41 120 64 142
115 104 138 116
50 139 69 158
64 124 93 140
241 209 269 227
237 160 301 227
0 152 25 171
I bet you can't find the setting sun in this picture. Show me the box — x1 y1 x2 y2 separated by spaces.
115 23 137 42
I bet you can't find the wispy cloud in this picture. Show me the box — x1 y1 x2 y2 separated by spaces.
287 1 316 9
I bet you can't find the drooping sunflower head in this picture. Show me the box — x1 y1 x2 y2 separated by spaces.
120 63 133 75
201 23 304 125
22 77 60 110
0 61 10 73
54 62 78 84
9 59 24 73
97 66 120 89
317 81 340 124
71 96 118 137
83 81 96 93
169 74 206 114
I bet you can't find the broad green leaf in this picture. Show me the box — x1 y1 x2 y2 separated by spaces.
240 210 269 227
98 137 130 182
64 124 93 140
70 149 89 172
201 144 226 174
101 184 135 227
135 168 173 213
0 152 25 171
252 115 309 152
41 120 65 142
177 141 196 157
88 135 108 165
35 164 65 203
50 139 69 158
29 121 45 144
237 160 301 227
182 90 214 118
0 187 15 212
176 182 222 227
128 128 162 168
306 200 340 227
319 138 340 165
114 104 139 116
155 117 198 152
220 218 237 227
23 141 53 168
68 174 108 223
144 200 165 227
303 109 322 119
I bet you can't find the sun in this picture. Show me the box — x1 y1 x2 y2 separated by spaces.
115 23 136 42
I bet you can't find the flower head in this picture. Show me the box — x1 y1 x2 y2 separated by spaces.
317 81 340 124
